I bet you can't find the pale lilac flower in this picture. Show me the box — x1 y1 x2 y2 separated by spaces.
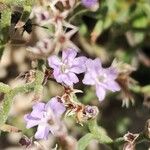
83 58 120 101
48 1 79 53
27 38 55 57
48 10 79 53
31 1 79 54
24 97 66 140
82 0 99 11
48 48 87 86
30 6 51 25
53 23 79 53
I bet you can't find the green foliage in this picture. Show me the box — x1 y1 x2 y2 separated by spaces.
0 0 150 149
0 69 44 128
0 0 34 59
78 133 94 150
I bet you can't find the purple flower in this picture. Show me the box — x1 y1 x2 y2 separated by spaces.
24 97 66 140
83 58 120 101
81 0 99 10
48 48 87 86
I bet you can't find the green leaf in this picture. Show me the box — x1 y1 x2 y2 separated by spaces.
132 16 148 28
78 133 94 150
92 20 103 37
0 8 11 28
0 8 11 42
0 82 11 93
88 119 113 144
79 24 88 36
0 69 44 130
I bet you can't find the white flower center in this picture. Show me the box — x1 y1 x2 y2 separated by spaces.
97 73 107 83
61 63 69 73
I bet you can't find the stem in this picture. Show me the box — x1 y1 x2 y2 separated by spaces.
0 91 14 125
87 119 113 144
69 9 89 23
78 119 123 150
0 69 44 128
0 83 11 93
78 133 94 150
1 0 34 6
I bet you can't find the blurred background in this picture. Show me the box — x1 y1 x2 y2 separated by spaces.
0 0 150 149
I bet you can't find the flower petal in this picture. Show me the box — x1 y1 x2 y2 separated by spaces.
31 103 45 118
35 125 50 140
62 48 77 62
86 58 102 72
53 69 62 83
82 73 95 85
68 72 79 83
95 85 106 101
48 55 61 68
106 67 118 80
104 80 120 92
24 114 40 128
71 56 87 74
46 97 66 117
61 74 73 86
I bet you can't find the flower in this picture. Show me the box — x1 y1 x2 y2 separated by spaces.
30 6 51 25
27 38 55 57
48 1 79 53
83 58 120 101
24 97 66 140
53 23 79 53
81 0 99 11
48 48 87 86
123 132 139 150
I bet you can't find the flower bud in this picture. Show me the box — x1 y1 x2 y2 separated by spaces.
83 105 99 120
123 132 139 150
81 0 99 11
19 135 32 148
123 143 135 150
123 132 139 144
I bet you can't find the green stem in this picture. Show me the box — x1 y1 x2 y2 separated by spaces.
87 119 113 144
78 133 94 150
131 85 150 94
69 9 89 23
0 83 11 93
0 69 44 128
78 119 122 150
1 0 34 6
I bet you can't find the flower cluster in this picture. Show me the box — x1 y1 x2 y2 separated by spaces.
30 6 51 25
28 0 78 56
24 0 121 142
48 48 120 101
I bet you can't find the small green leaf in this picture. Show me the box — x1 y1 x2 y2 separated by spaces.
132 16 148 28
88 119 113 144
78 133 94 150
